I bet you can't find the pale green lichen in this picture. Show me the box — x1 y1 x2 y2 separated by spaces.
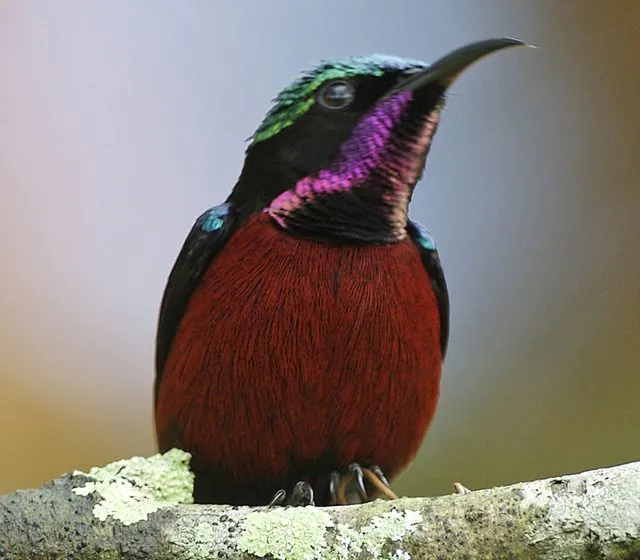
234 505 422 560
334 509 423 560
238 506 333 560
72 448 194 525
167 512 248 560
334 523 362 558
176 521 221 560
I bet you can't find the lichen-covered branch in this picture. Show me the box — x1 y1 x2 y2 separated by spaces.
0 451 638 559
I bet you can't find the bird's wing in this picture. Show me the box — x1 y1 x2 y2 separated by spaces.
154 203 237 404
407 220 450 358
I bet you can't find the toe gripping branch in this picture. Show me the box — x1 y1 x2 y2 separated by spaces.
269 464 399 507
329 463 399 505
269 481 316 507
269 466 472 507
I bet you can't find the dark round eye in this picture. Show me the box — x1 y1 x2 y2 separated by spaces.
317 80 356 110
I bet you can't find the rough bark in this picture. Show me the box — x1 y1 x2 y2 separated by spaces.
0 450 638 559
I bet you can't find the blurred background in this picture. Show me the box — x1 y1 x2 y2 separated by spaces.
1 1 638 498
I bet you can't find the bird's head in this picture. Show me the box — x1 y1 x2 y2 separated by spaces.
231 38 525 243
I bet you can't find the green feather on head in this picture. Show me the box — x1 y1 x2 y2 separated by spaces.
251 54 428 144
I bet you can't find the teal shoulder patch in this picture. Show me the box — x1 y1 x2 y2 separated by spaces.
412 222 437 251
198 203 230 233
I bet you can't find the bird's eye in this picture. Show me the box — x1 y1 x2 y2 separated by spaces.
317 80 356 110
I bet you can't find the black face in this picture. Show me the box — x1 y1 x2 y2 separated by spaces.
228 39 526 218
230 71 409 211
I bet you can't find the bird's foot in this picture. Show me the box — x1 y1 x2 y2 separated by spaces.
329 463 399 505
269 481 315 507
452 482 472 495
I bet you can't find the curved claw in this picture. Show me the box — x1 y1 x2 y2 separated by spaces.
272 465 398 507
269 488 287 507
330 463 397 505
328 471 342 505
362 465 399 500
268 481 315 507
348 463 368 501
289 481 315 506
369 465 391 488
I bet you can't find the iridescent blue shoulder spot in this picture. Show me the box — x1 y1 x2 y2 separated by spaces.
197 203 230 233
412 222 437 251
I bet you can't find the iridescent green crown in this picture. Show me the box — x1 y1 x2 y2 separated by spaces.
251 54 428 144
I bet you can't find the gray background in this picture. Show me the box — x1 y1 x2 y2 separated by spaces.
1 1 639 497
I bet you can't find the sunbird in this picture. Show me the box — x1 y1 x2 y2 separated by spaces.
154 38 525 506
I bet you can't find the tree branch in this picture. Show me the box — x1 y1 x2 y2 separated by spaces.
1 450 638 559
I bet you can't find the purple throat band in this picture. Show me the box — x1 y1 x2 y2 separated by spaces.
267 89 440 231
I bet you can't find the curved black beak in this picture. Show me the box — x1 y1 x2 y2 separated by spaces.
390 37 529 95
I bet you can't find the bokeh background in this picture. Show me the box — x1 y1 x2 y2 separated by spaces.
1 1 639 498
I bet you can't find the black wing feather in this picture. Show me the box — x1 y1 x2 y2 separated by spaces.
154 204 238 404
407 220 450 358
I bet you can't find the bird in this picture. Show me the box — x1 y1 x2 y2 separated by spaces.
154 38 525 507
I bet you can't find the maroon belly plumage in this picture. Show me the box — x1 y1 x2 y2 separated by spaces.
155 213 443 504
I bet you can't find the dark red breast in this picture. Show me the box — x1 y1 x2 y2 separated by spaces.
155 213 443 504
